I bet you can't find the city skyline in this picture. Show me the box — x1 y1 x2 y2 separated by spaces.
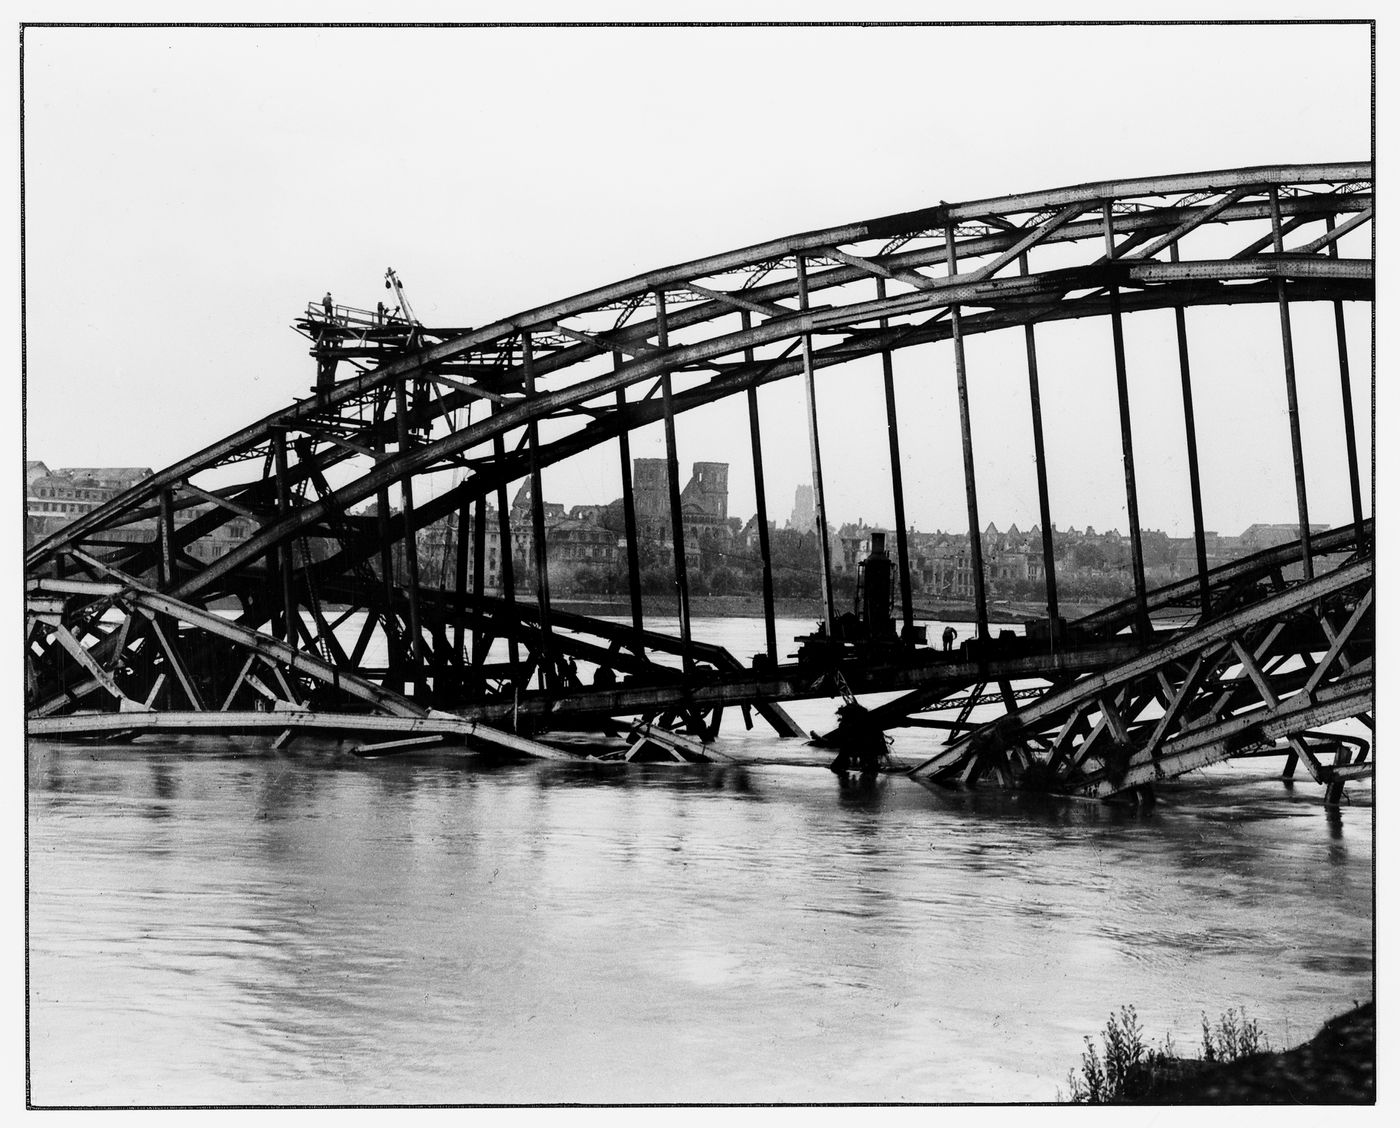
25 454 1343 546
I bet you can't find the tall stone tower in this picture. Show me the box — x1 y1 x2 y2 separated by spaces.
788 483 815 532
631 458 668 518
631 457 669 536
683 461 728 519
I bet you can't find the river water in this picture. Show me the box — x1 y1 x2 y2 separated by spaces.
27 617 1373 1105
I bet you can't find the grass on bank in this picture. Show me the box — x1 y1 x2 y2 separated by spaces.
1063 1005 1268 1103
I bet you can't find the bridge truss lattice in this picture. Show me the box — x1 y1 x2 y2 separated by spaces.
25 163 1374 796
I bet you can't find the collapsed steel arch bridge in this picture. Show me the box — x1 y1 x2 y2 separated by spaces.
25 162 1374 800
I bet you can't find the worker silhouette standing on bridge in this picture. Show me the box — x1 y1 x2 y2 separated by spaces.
322 291 334 320
942 626 957 652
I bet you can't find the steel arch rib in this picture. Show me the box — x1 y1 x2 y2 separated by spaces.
28 162 1370 574
26 158 1373 739
24 162 1377 780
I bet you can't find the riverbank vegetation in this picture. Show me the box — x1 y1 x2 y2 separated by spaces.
1063 1002 1373 1104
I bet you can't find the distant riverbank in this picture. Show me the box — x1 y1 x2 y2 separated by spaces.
550 593 1108 624
223 593 1114 624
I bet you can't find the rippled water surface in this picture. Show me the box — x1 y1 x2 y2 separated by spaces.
28 620 1373 1105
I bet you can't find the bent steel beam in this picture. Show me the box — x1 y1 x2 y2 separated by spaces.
909 558 1372 797
25 164 1373 788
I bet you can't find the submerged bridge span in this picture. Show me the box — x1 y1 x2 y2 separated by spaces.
26 164 1374 801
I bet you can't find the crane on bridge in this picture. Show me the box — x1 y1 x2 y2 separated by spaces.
383 267 418 326
297 267 437 391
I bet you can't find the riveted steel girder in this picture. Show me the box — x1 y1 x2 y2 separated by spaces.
26 164 1374 766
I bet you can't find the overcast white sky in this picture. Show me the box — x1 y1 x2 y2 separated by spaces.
18 16 1375 539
